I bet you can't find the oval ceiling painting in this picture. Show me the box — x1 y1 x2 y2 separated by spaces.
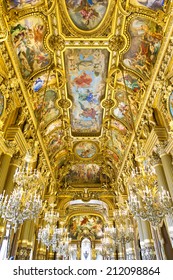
65 0 108 31
74 141 98 159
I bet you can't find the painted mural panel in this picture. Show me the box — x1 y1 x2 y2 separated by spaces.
47 130 65 157
0 91 4 117
7 0 43 9
33 72 56 92
65 49 109 134
68 215 103 239
123 18 162 78
33 89 59 127
112 90 138 126
169 92 173 118
129 0 165 10
110 119 128 135
116 71 143 93
74 141 97 159
107 129 127 162
11 16 50 78
66 164 101 183
44 119 62 136
65 0 108 31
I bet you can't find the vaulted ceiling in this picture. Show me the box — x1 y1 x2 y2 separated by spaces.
0 0 173 214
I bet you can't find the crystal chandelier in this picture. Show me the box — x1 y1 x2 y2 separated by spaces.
13 165 42 190
38 224 63 252
113 208 134 244
101 234 115 260
56 229 71 259
38 207 63 252
0 187 42 232
128 164 173 228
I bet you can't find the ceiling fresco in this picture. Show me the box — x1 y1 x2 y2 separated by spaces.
68 215 104 240
64 48 109 135
74 141 98 159
123 17 162 78
10 15 51 78
65 163 102 184
65 0 108 31
2 0 171 195
129 0 165 10
7 0 43 9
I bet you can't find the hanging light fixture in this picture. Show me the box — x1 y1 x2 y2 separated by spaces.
55 228 71 259
38 206 63 252
0 188 42 232
119 67 173 228
128 168 173 228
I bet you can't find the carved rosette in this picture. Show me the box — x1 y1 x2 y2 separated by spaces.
57 99 71 109
102 99 115 109
48 35 65 51
109 35 125 52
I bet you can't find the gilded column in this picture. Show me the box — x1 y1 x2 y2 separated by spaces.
156 142 173 199
0 153 12 193
16 221 32 260
4 157 21 195
36 242 46 260
151 153 173 247
141 220 156 260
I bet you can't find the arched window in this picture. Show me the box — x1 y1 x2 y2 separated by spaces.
81 238 91 260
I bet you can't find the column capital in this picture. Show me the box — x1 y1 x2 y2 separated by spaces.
150 152 162 166
154 141 168 157
0 135 16 157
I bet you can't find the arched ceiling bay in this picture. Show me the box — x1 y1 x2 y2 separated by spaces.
1 0 172 197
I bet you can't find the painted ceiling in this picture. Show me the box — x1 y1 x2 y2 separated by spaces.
1 0 171 193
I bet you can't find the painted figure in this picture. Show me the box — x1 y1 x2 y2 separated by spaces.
66 0 108 30
123 18 162 78
11 17 50 78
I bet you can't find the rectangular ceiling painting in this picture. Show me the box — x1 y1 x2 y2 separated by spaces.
64 49 109 135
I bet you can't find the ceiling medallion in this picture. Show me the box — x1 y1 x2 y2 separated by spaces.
109 35 125 52
102 99 115 109
57 99 71 109
74 141 98 160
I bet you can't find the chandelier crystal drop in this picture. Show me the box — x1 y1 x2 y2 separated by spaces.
0 187 42 231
